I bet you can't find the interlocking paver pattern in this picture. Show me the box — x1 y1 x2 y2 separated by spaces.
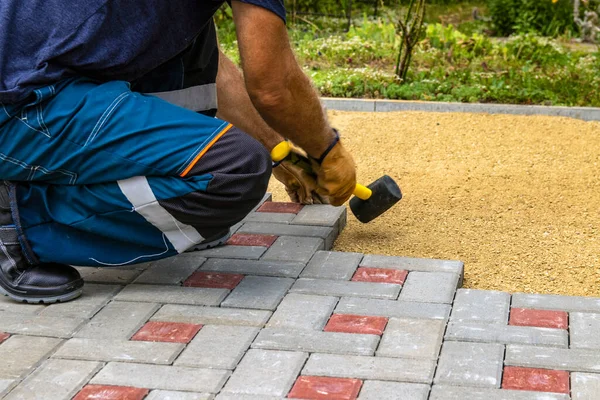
3 198 600 398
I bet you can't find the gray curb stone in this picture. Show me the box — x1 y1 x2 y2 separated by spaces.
322 97 600 122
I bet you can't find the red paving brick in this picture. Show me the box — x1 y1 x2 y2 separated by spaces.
352 267 408 285
509 308 569 330
226 233 278 247
288 376 363 400
73 385 149 400
0 332 9 344
131 321 202 343
183 271 244 289
324 314 388 335
257 202 304 214
502 366 570 394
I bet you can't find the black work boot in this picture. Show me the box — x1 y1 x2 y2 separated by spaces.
0 183 83 304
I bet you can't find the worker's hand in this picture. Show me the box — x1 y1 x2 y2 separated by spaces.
272 145 329 205
311 137 357 207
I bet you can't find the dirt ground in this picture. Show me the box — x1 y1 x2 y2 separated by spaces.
268 110 600 297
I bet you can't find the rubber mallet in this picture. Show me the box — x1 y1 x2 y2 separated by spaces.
350 175 402 223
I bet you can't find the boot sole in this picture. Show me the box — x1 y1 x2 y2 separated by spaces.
187 230 232 252
0 284 83 304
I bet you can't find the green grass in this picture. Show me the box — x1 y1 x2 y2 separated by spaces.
217 5 600 107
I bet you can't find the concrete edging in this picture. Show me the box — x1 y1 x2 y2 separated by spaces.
321 97 600 122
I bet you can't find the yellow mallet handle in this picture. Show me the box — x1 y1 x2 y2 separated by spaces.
353 184 372 201
271 141 291 162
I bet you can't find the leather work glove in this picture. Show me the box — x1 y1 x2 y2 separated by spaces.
310 130 357 207
272 144 329 205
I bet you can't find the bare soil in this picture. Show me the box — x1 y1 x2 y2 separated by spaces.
268 110 600 296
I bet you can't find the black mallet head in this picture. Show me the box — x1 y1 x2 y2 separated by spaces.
349 175 402 223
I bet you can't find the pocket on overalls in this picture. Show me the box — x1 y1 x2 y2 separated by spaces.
17 85 55 138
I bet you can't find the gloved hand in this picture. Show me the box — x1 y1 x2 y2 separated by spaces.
311 132 357 207
272 144 329 205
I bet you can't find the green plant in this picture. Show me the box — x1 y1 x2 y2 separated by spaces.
396 0 427 80
487 0 575 37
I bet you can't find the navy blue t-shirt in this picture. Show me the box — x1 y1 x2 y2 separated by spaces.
0 0 285 103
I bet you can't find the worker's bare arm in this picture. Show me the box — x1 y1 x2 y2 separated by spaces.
230 1 335 159
215 49 283 151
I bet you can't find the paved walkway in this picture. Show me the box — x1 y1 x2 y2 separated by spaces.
0 196 599 400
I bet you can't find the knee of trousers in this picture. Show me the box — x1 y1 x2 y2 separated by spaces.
161 126 272 238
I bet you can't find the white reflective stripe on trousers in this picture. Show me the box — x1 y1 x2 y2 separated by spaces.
150 83 218 112
117 176 204 253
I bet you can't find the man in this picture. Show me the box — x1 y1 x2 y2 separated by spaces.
0 1 357 304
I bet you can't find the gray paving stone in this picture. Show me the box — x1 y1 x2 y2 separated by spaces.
0 312 85 338
292 205 346 228
75 267 143 284
570 313 600 349
91 362 230 393
450 289 511 324
244 212 296 224
267 293 337 330
377 318 446 360
222 276 294 310
506 345 600 373
572 373 600 400
152 305 271 327
303 353 435 383
0 336 62 379
252 328 379 356
115 284 228 306
0 297 44 314
358 381 430 400
4 359 101 400
194 246 267 260
399 272 460 304
221 349 307 396
0 380 15 398
291 278 400 299
446 322 568 347
215 395 283 400
434 342 504 388
201 258 305 278
512 293 600 313
53 338 184 364
133 256 205 285
75 301 159 340
360 254 463 274
238 222 337 250
301 251 363 280
336 297 451 320
261 237 324 263
146 391 213 400
175 325 259 369
429 385 570 400
40 284 121 319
